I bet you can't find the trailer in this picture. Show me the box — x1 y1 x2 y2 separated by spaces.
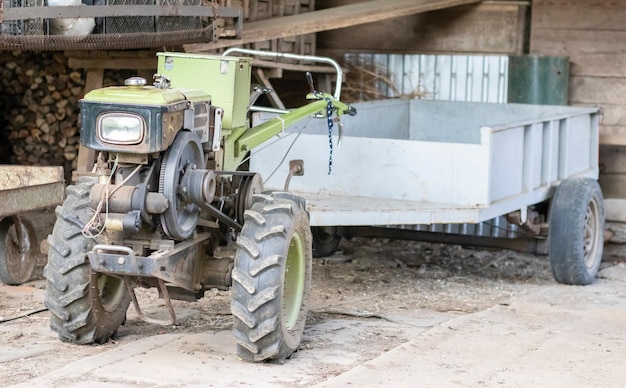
0 165 64 285
250 98 603 286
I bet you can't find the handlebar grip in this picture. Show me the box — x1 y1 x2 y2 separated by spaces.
347 105 357 116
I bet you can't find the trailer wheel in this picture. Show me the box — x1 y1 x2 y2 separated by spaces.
312 226 341 258
231 192 312 363
0 216 38 285
44 178 130 344
548 178 604 285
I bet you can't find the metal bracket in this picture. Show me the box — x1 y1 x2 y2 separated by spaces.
212 107 223 152
88 233 210 290
506 208 542 236
284 160 304 191
127 277 177 326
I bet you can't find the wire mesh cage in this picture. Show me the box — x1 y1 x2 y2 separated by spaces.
0 0 240 50
104 0 154 34
157 0 201 33
1 0 45 35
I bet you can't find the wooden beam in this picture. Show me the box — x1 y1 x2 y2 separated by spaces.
68 57 157 70
570 54 626 78
531 28 626 56
253 68 286 110
531 0 626 31
184 0 483 52
318 2 527 56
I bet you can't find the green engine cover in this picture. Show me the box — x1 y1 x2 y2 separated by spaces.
80 80 212 154
156 52 252 130
83 84 189 106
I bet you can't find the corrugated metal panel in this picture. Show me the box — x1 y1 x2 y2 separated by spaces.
344 53 509 103
344 53 519 239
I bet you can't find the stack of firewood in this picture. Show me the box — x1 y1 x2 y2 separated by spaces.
0 51 85 169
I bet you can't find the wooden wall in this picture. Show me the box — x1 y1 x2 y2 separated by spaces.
530 0 626 215
530 0 626 146
316 0 529 56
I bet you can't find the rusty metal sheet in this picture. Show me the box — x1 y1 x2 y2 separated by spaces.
0 166 65 218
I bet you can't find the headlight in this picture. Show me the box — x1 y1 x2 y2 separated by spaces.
97 113 146 145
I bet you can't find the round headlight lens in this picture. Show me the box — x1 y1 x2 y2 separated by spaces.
97 113 146 144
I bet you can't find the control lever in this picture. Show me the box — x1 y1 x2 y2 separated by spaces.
306 72 316 94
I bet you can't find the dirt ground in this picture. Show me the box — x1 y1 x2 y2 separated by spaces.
1 210 625 387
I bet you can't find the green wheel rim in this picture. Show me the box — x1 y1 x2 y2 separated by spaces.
282 231 306 330
97 274 127 313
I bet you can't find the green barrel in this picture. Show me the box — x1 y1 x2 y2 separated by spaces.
507 55 569 105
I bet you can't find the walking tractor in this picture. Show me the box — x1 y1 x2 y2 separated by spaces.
44 49 356 363
44 48 605 363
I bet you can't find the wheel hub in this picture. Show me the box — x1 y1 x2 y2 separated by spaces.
0 216 38 285
583 199 600 269
283 231 306 330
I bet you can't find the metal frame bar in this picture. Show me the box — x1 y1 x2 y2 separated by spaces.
1 5 241 22
223 47 344 101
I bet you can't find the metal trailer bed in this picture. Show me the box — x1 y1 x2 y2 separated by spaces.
250 98 603 285
0 165 64 285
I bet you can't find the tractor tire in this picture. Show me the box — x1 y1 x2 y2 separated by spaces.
312 226 341 258
44 178 130 344
548 178 604 285
231 192 312 363
0 216 38 285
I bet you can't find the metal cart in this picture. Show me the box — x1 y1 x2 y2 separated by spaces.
0 165 64 284
251 98 603 285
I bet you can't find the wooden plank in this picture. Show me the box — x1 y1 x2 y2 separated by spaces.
531 29 626 55
184 0 483 52
570 76 626 105
68 57 157 70
570 54 626 78
599 145 626 174
570 77 626 145
598 126 626 147
317 2 527 55
599 173 626 198
253 68 286 110
531 2 626 31
532 0 626 9
65 50 155 58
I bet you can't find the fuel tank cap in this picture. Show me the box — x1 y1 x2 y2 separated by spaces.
125 77 147 87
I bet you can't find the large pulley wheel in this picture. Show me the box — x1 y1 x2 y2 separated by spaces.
231 192 312 363
160 131 205 240
0 216 38 285
548 178 604 285
44 178 130 344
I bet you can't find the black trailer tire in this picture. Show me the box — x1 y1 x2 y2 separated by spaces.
231 192 312 363
548 178 604 285
44 178 130 344
312 226 341 258
0 216 38 285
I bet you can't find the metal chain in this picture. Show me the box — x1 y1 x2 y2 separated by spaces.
317 93 334 175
